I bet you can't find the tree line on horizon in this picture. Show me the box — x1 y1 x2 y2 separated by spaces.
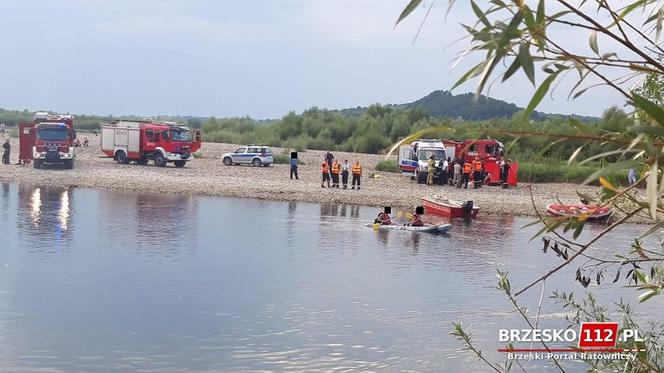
0 103 630 163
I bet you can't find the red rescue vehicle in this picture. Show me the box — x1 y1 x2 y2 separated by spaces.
443 139 518 186
19 112 77 169
100 120 202 167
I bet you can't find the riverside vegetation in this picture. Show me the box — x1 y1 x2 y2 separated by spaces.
0 94 634 184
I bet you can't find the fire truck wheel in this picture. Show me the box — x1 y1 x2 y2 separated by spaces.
252 158 262 167
174 160 186 168
154 153 166 167
223 157 233 166
33 160 41 169
115 150 129 164
64 160 74 169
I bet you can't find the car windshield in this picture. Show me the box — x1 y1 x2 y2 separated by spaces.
418 148 446 160
170 130 191 142
262 148 272 154
37 128 68 141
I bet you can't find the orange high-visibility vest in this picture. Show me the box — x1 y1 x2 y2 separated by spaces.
331 162 340 174
352 164 362 175
473 160 482 171
321 162 329 173
463 163 473 174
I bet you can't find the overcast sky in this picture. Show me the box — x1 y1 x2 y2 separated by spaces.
0 0 624 118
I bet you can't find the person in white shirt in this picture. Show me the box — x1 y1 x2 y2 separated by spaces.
452 161 462 187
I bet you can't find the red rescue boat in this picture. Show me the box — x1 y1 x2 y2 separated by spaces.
422 195 479 219
546 203 612 220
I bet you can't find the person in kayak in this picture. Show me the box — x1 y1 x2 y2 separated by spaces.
374 206 392 225
406 206 425 227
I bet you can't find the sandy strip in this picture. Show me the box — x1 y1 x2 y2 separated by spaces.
0 136 645 222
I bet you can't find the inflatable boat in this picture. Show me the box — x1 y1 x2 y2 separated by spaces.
546 203 612 220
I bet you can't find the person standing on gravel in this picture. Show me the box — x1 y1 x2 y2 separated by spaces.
321 158 331 188
351 161 362 190
426 154 435 186
462 160 473 189
341 160 350 189
325 150 334 171
452 160 462 188
290 156 299 180
501 159 512 187
2 139 10 165
331 159 340 188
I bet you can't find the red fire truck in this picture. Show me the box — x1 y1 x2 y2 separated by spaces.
100 120 202 167
19 112 77 169
443 139 518 186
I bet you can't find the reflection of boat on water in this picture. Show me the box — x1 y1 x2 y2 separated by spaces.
422 195 479 219
546 203 611 220
365 223 451 234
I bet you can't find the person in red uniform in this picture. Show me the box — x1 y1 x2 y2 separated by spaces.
375 206 392 225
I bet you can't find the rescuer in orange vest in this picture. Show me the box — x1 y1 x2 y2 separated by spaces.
472 157 483 189
351 161 362 190
462 161 473 189
321 158 331 188
331 159 341 188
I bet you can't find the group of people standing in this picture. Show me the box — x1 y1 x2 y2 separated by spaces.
321 151 362 189
426 155 512 189
287 150 364 190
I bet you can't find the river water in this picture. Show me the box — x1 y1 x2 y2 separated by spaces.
0 183 662 372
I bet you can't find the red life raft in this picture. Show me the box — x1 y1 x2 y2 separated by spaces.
546 203 611 220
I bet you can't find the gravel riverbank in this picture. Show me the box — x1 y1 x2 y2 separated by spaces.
0 135 646 222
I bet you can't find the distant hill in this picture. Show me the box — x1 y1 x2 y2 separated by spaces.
337 90 599 122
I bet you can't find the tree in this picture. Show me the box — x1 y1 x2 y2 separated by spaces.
396 0 664 371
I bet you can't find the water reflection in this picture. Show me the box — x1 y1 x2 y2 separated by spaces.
16 184 73 246
0 183 662 372
97 190 199 256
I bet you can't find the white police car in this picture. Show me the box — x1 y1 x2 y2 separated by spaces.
222 145 273 167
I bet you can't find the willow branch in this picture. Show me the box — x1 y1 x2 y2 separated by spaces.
515 207 644 297
555 0 664 73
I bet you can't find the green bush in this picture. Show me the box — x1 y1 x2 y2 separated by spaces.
375 159 400 173
353 131 389 154
519 163 599 183
193 152 204 159
272 154 304 165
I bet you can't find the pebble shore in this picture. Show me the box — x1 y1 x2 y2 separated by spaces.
0 136 643 222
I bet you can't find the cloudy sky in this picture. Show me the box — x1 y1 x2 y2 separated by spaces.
0 0 624 118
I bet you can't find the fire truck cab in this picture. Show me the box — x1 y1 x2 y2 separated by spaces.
101 120 202 167
398 139 449 184
19 112 77 169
